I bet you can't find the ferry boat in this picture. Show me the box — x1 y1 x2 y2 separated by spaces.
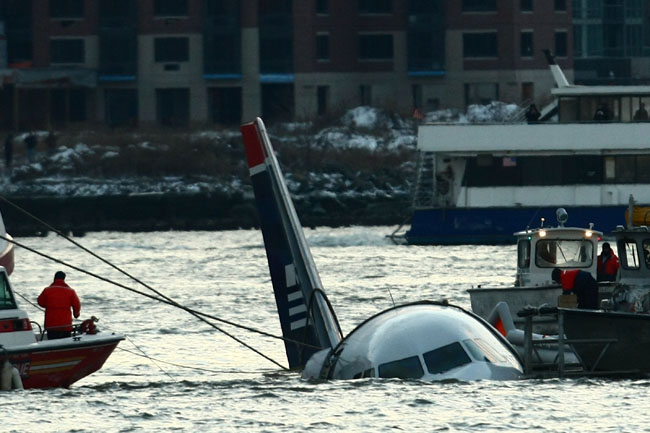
0 267 123 389
404 54 650 245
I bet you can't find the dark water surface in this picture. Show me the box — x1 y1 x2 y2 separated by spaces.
5 228 650 432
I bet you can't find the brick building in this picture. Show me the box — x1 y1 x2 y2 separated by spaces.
0 0 637 129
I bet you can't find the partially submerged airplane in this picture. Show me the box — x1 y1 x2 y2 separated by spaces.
240 118 523 381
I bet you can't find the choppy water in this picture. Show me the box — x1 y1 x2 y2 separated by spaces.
5 227 650 432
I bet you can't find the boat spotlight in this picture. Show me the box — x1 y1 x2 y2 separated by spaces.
539 230 547 237
585 230 593 238
556 208 568 226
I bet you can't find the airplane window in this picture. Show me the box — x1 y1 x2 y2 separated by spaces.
422 342 472 375
378 356 424 379
463 338 505 363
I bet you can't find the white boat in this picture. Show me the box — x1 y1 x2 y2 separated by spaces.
405 52 650 245
468 208 610 333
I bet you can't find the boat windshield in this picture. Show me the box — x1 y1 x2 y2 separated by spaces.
0 273 17 310
535 239 593 268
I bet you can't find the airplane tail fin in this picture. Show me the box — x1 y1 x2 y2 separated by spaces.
543 49 571 88
486 301 517 338
241 118 343 370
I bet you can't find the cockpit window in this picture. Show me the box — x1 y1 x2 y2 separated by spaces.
422 342 472 375
463 338 505 363
0 273 16 310
378 356 424 379
535 239 593 268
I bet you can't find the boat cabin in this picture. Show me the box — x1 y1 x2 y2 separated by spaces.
613 225 650 286
553 85 650 124
0 267 37 347
514 212 601 287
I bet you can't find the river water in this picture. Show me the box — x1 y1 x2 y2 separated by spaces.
4 227 650 432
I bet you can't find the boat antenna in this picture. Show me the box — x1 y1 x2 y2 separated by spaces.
540 217 545 228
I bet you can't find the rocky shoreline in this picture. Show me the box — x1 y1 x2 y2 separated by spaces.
3 191 412 237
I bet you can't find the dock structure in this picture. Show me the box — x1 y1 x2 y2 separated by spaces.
519 306 642 379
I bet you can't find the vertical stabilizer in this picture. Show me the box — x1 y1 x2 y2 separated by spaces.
241 118 343 370
543 49 570 88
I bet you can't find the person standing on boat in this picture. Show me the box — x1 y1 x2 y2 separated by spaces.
552 268 599 309
597 242 619 282
37 271 81 340
525 104 541 123
634 103 649 121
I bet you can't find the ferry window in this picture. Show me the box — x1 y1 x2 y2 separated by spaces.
378 356 424 379
643 240 650 269
637 156 650 183
0 274 16 309
618 239 640 270
615 156 636 183
423 342 471 374
562 156 602 184
518 239 531 269
536 239 593 268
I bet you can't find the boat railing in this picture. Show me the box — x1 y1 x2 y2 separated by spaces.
518 306 640 378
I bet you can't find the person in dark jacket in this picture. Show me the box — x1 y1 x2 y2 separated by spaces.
597 242 619 282
552 268 599 309
37 271 81 339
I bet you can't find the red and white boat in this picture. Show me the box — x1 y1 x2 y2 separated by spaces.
0 266 123 389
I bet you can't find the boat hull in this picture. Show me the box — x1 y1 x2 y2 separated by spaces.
562 309 650 373
6 333 124 389
406 206 625 245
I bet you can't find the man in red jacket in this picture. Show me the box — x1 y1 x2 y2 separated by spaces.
37 271 81 339
552 268 599 309
597 242 620 282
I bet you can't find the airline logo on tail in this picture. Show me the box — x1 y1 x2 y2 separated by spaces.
241 118 342 370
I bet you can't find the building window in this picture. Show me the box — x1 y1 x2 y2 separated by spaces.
317 85 329 115
154 37 189 62
316 0 328 14
50 0 84 18
51 39 85 64
554 0 566 11
316 34 330 61
462 0 496 12
555 31 568 57
463 32 498 58
359 34 393 60
154 0 188 16
521 32 533 57
520 0 532 12
359 0 392 14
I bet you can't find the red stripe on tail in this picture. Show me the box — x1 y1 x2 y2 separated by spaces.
493 317 506 336
240 121 266 169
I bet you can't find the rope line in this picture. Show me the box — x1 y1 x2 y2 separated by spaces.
2 233 288 370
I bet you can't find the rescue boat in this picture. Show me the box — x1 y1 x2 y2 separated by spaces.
0 267 123 389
